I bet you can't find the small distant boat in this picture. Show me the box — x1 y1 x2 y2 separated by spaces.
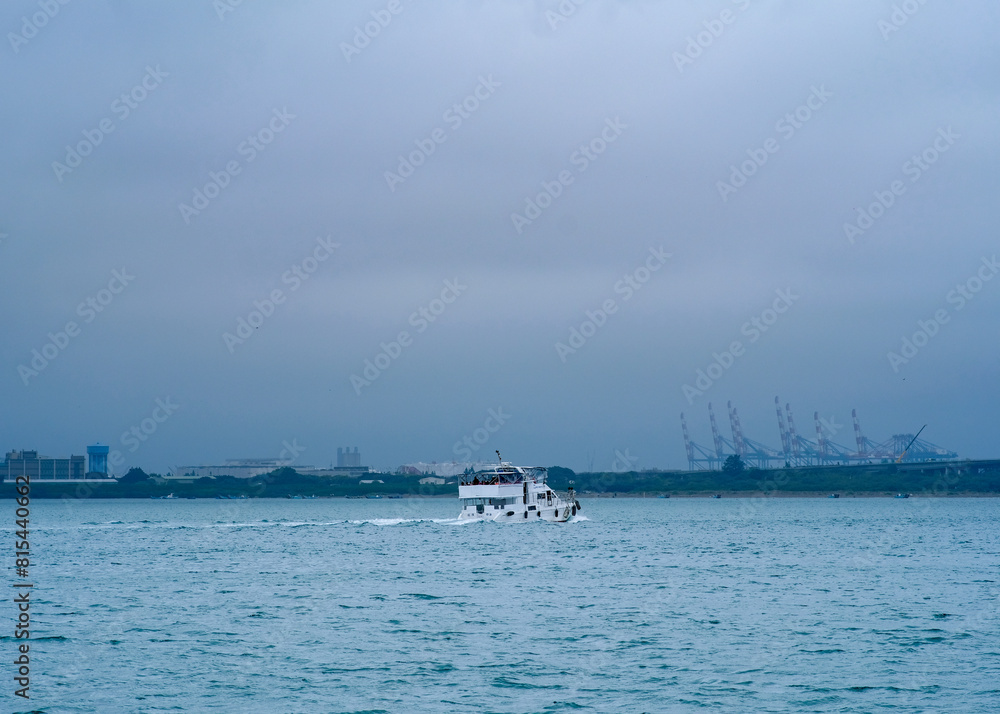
388 495 402 499
365 494 383 499
658 494 670 499
711 494 722 499
894 493 911 499
829 493 840 499
151 493 178 499
287 495 303 499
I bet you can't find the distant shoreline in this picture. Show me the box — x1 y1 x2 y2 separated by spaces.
3 492 999 500
2 458 997 498
581 491 1000 498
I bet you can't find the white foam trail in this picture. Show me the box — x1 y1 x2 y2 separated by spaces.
350 518 416 525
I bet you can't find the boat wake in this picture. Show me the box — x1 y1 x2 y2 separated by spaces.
348 517 477 526
349 514 592 527
48 515 586 532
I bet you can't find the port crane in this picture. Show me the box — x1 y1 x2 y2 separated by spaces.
681 402 954 470
895 425 927 463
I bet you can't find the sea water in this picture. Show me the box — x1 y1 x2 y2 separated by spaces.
14 497 1000 712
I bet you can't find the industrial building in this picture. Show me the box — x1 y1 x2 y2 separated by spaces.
333 446 369 475
2 445 115 482
87 444 109 475
170 458 316 481
168 448 370 481
681 397 958 470
399 461 496 478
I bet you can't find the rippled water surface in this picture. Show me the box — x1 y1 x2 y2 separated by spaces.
17 497 1000 712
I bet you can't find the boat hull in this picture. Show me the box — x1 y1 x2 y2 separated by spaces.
458 504 576 523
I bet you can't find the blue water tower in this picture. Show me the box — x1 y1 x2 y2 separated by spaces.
87 444 109 475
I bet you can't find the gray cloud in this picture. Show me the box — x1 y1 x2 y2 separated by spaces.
2 0 997 472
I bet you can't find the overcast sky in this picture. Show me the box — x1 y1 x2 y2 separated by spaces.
2 0 997 474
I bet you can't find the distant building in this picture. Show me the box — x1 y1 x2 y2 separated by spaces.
333 447 369 476
401 461 493 478
87 444 109 476
169 459 316 480
169 452 372 481
2 449 102 482
337 447 361 467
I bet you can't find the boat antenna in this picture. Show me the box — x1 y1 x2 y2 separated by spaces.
496 450 502 464
896 425 927 463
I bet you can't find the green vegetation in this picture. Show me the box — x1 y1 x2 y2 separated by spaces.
722 455 745 474
0 467 456 499
2 460 998 498
546 461 1000 496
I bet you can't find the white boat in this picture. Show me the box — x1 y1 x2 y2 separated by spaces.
458 455 581 522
